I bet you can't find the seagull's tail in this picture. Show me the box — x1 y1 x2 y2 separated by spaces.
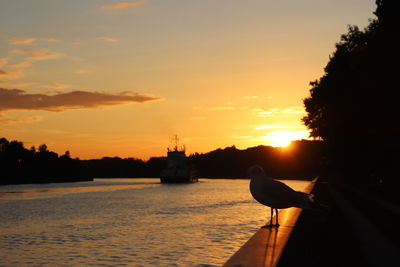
306 193 329 210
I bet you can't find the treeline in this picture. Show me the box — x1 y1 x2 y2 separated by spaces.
0 138 91 185
189 140 324 179
0 137 324 185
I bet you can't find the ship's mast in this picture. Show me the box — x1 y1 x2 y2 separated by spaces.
172 134 179 152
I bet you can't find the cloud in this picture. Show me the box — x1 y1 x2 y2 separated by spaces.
0 58 8 68
0 81 35 88
252 108 273 117
254 124 283 130
252 107 306 117
193 105 234 111
254 123 302 131
230 135 252 139
11 49 65 61
40 38 59 43
44 83 70 89
8 37 37 45
0 69 23 80
75 69 89 75
96 37 119 43
101 1 143 10
0 88 161 112
0 114 43 125
71 41 84 46
8 37 60 45
209 106 234 111
8 61 33 69
283 107 306 114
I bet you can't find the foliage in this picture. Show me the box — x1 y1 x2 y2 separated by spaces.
302 0 400 182
0 137 88 185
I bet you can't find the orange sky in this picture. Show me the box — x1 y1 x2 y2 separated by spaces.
0 0 376 159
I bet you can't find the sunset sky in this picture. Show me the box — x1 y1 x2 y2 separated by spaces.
0 0 375 159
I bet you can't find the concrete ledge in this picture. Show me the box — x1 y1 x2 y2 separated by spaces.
223 178 317 267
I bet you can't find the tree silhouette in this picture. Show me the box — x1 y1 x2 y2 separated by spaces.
302 0 400 183
1 136 324 185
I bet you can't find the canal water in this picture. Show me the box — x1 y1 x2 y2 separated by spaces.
0 178 308 266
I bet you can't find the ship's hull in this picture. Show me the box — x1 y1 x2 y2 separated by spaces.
160 144 198 183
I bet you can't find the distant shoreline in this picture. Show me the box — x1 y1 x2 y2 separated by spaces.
0 177 311 186
1 176 313 186
0 177 93 186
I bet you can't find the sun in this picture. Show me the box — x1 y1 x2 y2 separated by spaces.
262 130 310 147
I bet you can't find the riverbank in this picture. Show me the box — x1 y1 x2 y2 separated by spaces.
278 177 398 267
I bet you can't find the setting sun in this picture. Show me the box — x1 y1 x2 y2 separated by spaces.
261 130 310 147
0 0 374 159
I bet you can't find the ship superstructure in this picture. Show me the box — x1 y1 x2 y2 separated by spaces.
160 135 198 183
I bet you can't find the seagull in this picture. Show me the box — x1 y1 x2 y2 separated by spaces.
248 165 317 228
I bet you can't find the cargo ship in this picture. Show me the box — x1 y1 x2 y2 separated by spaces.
160 135 198 183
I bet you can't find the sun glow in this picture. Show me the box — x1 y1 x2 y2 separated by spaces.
261 130 310 147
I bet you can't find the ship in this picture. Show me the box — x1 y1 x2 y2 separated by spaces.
160 135 198 183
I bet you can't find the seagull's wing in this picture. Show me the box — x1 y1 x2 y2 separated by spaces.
262 179 311 209
249 165 312 209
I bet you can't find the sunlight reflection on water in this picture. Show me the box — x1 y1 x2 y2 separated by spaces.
0 178 308 266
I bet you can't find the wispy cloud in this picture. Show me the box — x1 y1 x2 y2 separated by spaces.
210 106 234 111
230 135 252 139
0 88 161 112
283 107 306 114
40 38 59 43
11 49 65 61
75 69 89 75
44 83 70 89
252 108 273 117
8 37 37 45
8 37 60 45
0 69 23 80
101 1 143 10
8 61 33 69
254 123 302 131
254 124 283 130
96 37 120 43
0 114 43 125
0 81 35 88
0 58 8 68
252 107 306 117
193 105 235 111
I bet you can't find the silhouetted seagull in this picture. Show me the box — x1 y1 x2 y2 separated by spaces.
248 165 316 228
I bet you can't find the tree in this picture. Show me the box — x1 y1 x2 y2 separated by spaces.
302 0 400 182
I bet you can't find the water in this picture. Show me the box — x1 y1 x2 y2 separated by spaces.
0 178 308 266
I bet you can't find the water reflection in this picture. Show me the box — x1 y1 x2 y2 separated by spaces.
0 179 160 201
0 178 308 266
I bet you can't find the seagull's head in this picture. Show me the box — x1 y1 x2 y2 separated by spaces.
247 165 265 178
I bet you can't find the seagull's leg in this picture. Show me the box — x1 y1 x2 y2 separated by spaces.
262 208 274 228
270 208 274 227
275 208 280 227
